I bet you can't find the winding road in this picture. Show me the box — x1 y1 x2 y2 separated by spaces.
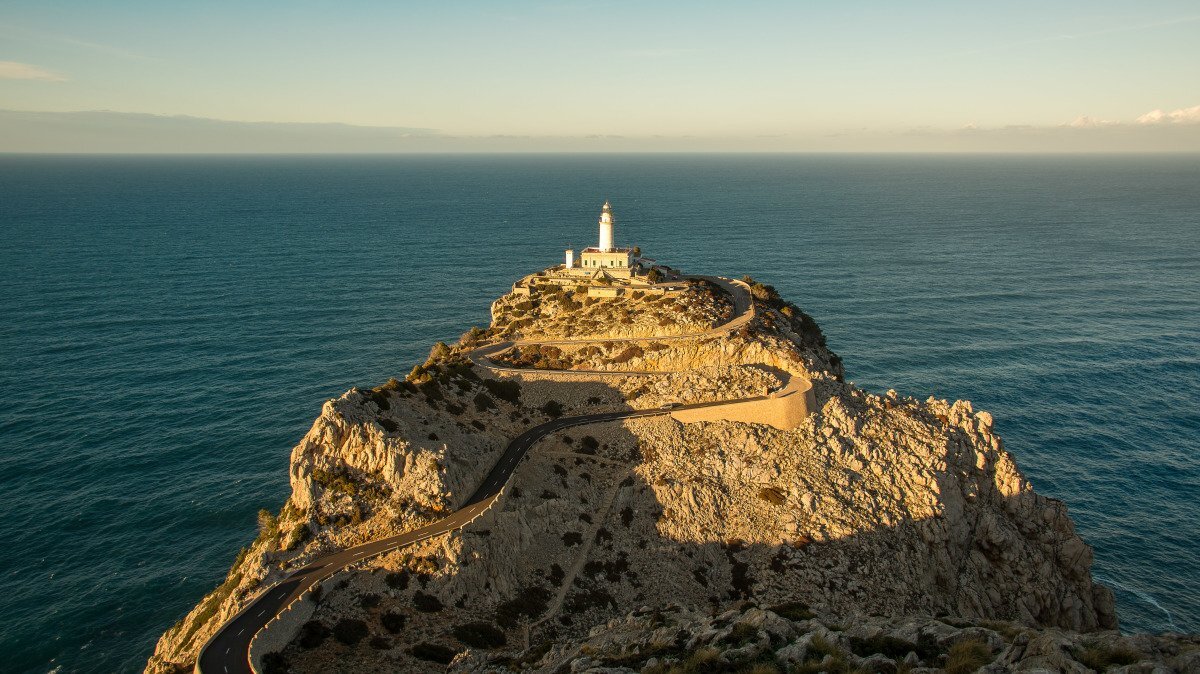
196 276 768 674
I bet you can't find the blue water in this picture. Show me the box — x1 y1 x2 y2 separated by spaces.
1 155 1196 673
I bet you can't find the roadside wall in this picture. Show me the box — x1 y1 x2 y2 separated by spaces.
246 569 349 674
670 377 813 430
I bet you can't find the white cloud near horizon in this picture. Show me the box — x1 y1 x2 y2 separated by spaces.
1066 115 1118 128
1136 105 1200 124
0 61 66 81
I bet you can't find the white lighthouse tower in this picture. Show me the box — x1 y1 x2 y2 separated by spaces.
598 200 615 251
576 200 636 271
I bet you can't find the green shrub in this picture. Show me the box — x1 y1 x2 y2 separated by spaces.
473 392 496 412
413 591 443 612
384 570 410 590
409 642 457 664
332 618 369 645
495 585 552 623
380 610 406 634
256 509 280 545
848 635 919 659
483 378 521 403
298 620 330 649
283 523 311 551
542 400 564 418
580 436 599 452
452 622 507 648
768 601 815 621
406 364 429 384
425 341 452 366
261 652 289 674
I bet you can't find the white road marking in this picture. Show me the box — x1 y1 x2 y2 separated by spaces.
238 628 245 636
225 647 230 655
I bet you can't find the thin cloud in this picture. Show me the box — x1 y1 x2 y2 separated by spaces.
948 14 1200 59
0 61 66 81
618 48 696 58
0 22 149 60
1136 105 1200 125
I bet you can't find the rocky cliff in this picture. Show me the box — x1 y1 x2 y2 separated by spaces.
145 274 1153 674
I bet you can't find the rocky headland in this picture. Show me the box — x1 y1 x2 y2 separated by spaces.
146 273 1193 673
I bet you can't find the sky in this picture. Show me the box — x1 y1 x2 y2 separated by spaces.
1 0 1199 151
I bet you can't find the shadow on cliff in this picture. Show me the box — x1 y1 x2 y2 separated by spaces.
273 374 1114 673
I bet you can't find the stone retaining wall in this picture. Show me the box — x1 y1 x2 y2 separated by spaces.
670 376 813 430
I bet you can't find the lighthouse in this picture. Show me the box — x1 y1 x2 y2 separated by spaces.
598 200 615 251
578 201 636 271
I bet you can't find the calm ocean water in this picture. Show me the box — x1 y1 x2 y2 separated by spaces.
0 154 1196 673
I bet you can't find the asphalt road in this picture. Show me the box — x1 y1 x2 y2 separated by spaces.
196 277 758 674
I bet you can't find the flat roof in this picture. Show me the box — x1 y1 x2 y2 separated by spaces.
582 247 633 253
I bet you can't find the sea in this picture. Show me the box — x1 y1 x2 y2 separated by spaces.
1 154 1196 673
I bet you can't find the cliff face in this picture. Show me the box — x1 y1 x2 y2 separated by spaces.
146 275 1122 674
451 604 1195 674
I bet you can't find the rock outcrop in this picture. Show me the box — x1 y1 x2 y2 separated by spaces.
146 273 1134 674
451 604 1196 674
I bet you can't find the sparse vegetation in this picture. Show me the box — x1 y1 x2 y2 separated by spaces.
495 585 552 623
483 378 521 403
409 642 457 664
384 570 410 590
380 610 406 634
473 392 496 412
1076 642 1141 671
768 601 815 621
848 634 920 659
758 487 787 505
944 638 992 674
332 618 369 645
413 591 443 612
452 622 507 648
298 620 330 649
256 509 280 546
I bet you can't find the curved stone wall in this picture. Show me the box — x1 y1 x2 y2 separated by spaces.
669 376 813 430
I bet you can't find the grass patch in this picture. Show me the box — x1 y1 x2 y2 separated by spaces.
1076 642 1141 671
944 638 991 674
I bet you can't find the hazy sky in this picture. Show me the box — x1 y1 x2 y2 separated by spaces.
2 1 1199 150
